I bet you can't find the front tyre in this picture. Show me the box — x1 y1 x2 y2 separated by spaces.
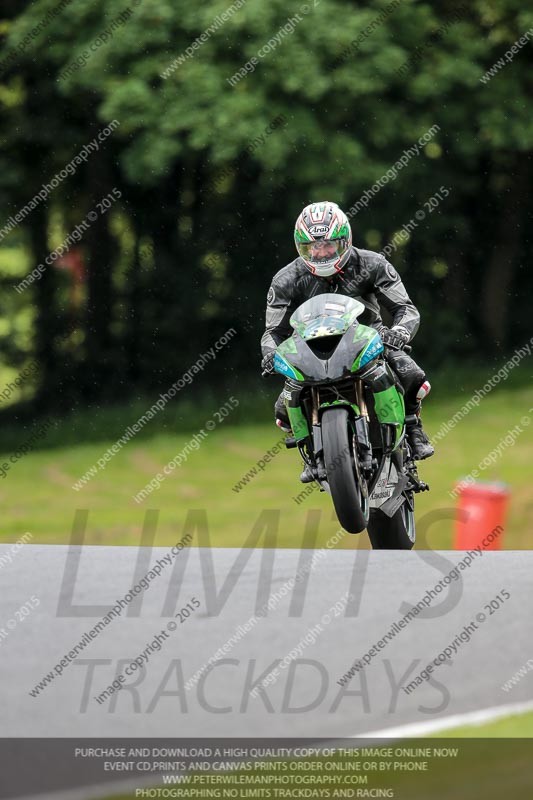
321 408 369 534
367 501 415 550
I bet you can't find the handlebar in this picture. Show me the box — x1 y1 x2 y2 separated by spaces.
383 343 412 354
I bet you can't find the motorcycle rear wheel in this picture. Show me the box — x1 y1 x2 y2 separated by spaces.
367 502 415 550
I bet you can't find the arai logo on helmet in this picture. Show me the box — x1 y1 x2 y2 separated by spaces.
308 224 329 236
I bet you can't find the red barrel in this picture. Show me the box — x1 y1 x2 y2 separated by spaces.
453 481 509 550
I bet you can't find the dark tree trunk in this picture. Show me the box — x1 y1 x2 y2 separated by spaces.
125 231 143 385
83 148 116 399
479 155 530 349
32 203 58 409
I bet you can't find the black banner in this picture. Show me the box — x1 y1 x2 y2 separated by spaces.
1 738 532 800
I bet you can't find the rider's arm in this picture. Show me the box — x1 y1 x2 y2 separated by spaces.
373 256 420 340
260 279 294 357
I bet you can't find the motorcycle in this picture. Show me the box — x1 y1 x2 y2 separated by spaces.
274 293 429 548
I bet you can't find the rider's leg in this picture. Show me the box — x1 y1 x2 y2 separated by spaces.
274 382 315 483
385 351 434 460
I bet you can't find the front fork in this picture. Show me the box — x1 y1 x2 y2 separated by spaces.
284 365 406 483
285 382 374 481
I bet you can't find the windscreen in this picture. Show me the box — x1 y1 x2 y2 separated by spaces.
290 293 365 340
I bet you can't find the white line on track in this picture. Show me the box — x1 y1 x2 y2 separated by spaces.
356 698 533 738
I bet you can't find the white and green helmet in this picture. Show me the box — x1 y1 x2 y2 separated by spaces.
294 201 352 277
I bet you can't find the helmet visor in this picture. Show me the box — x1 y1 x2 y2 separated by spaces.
296 237 349 268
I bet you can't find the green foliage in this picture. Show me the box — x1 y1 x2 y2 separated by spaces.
0 0 531 407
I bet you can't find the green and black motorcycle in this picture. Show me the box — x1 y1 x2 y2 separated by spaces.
274 294 428 548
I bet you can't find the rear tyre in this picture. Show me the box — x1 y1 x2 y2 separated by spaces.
322 408 369 534
367 501 415 549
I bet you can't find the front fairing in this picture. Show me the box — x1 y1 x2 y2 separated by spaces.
276 327 371 382
274 294 383 382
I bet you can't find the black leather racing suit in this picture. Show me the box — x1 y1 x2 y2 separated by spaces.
260 246 428 425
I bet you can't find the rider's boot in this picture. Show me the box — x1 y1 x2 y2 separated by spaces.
276 417 292 434
405 408 434 461
275 392 292 433
299 465 315 483
276 416 315 483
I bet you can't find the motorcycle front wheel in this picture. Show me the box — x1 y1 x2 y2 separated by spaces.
321 408 369 534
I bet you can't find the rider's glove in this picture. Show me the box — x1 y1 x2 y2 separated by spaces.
261 352 276 377
379 325 410 351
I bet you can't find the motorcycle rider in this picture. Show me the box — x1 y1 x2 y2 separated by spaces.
261 201 434 482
